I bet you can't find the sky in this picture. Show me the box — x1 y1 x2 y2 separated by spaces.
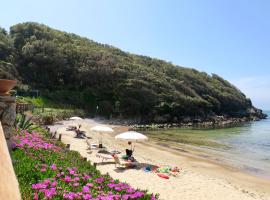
1 0 269 110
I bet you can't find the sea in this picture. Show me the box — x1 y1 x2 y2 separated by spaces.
143 111 270 178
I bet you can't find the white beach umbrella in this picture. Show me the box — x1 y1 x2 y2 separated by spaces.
115 131 148 142
70 116 82 120
90 125 114 132
90 125 114 146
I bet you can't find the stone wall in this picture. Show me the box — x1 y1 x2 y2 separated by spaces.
0 95 16 139
0 95 21 199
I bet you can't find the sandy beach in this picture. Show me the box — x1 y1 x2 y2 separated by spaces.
49 119 270 200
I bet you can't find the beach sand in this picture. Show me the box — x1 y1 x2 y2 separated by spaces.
49 119 270 200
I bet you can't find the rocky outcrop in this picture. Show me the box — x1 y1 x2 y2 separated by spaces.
131 107 268 130
246 107 267 120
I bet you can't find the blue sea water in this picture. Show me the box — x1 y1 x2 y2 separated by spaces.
144 111 270 178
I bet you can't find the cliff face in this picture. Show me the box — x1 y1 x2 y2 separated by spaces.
0 22 267 122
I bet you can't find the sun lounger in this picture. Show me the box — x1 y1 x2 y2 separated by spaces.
86 140 98 150
110 150 121 154
97 149 111 154
66 126 77 131
112 154 138 168
96 154 113 163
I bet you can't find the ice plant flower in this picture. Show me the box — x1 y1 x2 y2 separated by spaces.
95 177 105 184
64 176 72 183
73 177 80 182
50 164 57 170
32 183 47 190
73 183 79 187
83 194 92 200
41 168 47 172
33 193 39 200
82 185 90 193
51 181 57 187
86 183 93 187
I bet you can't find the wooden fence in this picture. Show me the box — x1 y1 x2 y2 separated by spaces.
0 122 21 199
16 103 34 113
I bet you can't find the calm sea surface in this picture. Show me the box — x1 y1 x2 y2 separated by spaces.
144 111 270 178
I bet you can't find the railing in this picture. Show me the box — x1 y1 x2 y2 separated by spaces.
0 122 21 200
16 103 34 113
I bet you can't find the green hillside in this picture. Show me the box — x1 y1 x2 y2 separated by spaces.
0 22 265 122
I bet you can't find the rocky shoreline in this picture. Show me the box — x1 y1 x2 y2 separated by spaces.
107 107 268 131
132 116 265 131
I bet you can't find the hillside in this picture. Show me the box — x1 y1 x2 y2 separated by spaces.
0 22 266 122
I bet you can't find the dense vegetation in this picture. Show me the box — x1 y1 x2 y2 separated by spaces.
0 22 265 122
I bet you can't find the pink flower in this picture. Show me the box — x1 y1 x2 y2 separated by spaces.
86 183 93 187
67 168 76 175
50 164 57 171
73 177 80 182
33 193 39 200
43 179 50 185
41 168 47 172
83 194 92 200
82 185 89 193
51 181 57 187
82 174 90 180
73 183 79 187
63 192 76 200
95 177 105 184
32 183 47 190
151 194 157 200
44 188 56 199
64 176 72 183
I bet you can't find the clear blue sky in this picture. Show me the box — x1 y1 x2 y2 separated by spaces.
1 0 270 109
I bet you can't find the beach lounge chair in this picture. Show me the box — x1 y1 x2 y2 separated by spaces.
112 154 137 168
86 139 98 150
66 126 77 131
96 153 114 163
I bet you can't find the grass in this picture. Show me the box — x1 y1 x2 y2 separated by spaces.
16 96 86 125
16 96 58 108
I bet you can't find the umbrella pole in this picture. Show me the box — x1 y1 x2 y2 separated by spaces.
99 132 103 148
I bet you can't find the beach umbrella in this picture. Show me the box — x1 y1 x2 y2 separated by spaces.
115 131 148 142
70 116 82 120
90 125 114 146
90 125 114 132
115 131 148 156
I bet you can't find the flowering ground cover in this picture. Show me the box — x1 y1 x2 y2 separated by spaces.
11 130 158 200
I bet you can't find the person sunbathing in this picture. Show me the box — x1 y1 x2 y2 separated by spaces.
75 128 86 138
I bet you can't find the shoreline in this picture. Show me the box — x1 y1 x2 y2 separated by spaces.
100 113 268 131
49 118 270 200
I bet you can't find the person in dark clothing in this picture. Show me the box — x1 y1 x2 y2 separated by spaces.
125 141 135 158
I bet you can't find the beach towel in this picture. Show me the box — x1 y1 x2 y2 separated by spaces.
157 173 169 179
143 166 151 172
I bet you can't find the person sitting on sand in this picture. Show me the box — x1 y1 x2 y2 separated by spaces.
123 141 135 161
